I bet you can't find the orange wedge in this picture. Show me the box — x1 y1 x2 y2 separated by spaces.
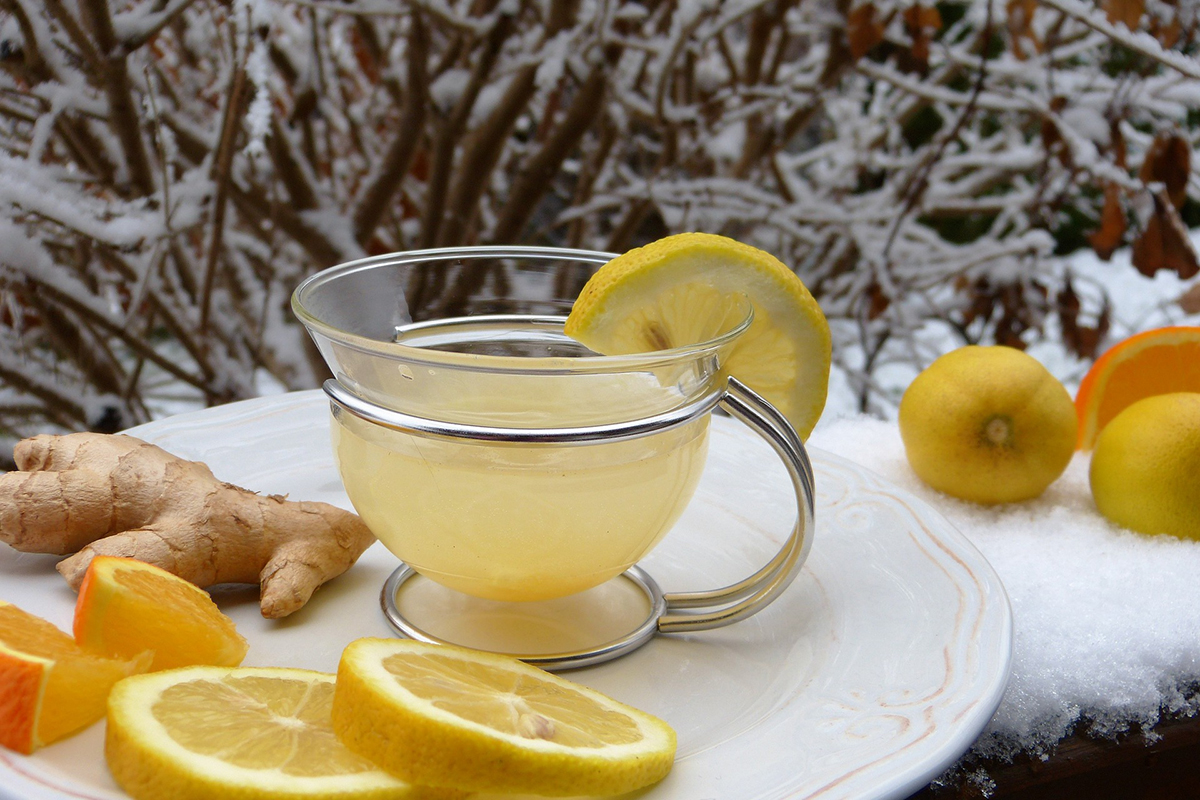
1075 326 1200 449
0 601 147 753
74 556 248 671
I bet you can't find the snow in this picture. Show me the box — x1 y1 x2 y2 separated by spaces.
812 237 1200 767
430 68 470 114
810 417 1200 761
243 41 273 159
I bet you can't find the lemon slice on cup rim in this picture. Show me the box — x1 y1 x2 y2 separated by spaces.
564 232 831 440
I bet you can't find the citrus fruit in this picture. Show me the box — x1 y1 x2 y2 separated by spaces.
0 600 147 753
564 232 831 439
898 345 1077 504
1075 326 1200 449
332 638 677 796
105 666 441 800
1089 392 1200 539
74 556 248 671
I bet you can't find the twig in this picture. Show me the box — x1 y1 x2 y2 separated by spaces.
419 12 514 248
78 0 156 196
199 53 249 334
491 66 607 242
353 13 428 244
121 0 201 51
881 0 996 263
1039 0 1200 80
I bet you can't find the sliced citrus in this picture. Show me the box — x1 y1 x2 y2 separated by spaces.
1075 326 1200 450
0 600 147 753
105 666 443 800
74 556 248 671
332 638 677 796
564 232 831 439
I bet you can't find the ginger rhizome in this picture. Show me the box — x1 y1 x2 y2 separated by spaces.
0 433 376 618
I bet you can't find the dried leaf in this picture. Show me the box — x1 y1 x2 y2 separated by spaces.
866 281 890 319
847 4 885 61
1058 279 1109 358
1110 118 1128 169
1041 101 1073 169
1152 16 1182 48
1006 0 1040 59
1103 0 1145 29
349 26 382 84
1090 183 1126 260
1179 283 1200 314
1132 191 1200 279
902 6 943 72
1139 131 1190 209
994 312 1028 349
959 277 995 327
1058 278 1081 349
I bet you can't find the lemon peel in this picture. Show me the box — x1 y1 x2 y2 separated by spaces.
331 638 677 796
899 345 1077 504
105 666 443 800
1090 392 1200 539
565 232 831 440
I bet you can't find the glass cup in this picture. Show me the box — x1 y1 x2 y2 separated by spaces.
293 247 814 666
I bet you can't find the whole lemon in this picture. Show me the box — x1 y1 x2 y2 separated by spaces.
899 346 1077 504
1089 392 1200 540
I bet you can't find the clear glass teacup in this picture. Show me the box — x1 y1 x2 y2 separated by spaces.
293 247 814 667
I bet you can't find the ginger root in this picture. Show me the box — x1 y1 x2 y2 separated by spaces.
0 433 376 619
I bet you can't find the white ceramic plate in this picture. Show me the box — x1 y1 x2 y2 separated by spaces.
0 391 1011 800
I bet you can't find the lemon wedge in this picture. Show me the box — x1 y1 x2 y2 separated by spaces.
105 666 446 800
565 232 831 439
331 639 677 796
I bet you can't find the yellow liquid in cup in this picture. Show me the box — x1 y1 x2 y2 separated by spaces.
332 375 710 602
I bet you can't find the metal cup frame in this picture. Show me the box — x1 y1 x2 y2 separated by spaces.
325 370 816 671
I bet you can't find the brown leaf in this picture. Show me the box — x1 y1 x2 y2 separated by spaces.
1058 278 1081 348
1006 0 1040 59
1103 0 1145 29
865 281 890 319
1090 183 1127 260
1139 131 1191 209
1152 16 1183 48
349 25 381 84
1041 103 1074 169
1058 280 1109 359
959 277 995 327
1179 283 1200 314
994 312 1028 349
1110 118 1128 169
1132 191 1200 279
903 6 943 71
848 4 885 61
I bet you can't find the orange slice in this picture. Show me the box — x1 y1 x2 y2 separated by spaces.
1075 326 1200 450
0 601 147 753
74 556 248 671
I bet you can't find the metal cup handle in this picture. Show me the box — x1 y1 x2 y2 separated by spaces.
657 376 816 632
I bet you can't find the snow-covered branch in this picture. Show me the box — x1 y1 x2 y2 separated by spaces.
0 0 1198 440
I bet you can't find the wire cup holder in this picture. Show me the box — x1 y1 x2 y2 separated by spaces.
325 374 816 671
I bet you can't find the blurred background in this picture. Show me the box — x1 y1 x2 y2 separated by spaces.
1 0 1199 465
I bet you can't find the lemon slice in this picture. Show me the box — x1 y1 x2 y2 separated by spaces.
105 666 446 800
331 639 677 796
565 232 831 439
